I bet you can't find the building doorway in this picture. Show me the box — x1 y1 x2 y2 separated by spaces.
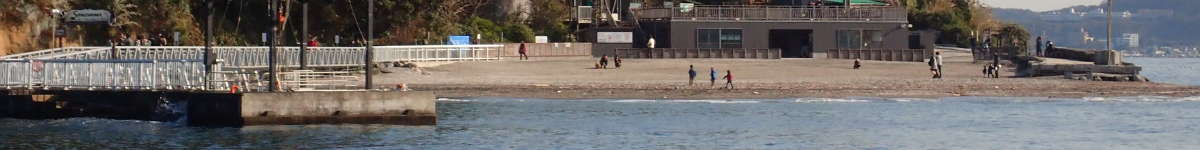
770 30 814 58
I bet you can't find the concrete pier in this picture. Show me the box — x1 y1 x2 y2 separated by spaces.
0 90 436 126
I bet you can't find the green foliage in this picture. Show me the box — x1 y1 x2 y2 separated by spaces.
461 16 505 43
993 24 1030 56
901 0 1008 48
504 24 535 43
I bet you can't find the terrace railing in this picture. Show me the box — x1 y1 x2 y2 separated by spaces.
614 48 781 59
827 49 932 62
3 45 504 69
633 6 907 23
0 59 207 91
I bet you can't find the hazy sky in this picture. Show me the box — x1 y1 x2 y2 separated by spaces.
980 0 1105 12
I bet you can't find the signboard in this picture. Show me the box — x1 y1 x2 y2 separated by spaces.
447 36 472 45
679 3 694 12
596 32 633 43
535 36 549 43
65 9 112 24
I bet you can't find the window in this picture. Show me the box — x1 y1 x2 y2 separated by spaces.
697 29 742 48
836 29 881 49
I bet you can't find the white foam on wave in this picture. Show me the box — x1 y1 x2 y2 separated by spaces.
609 99 761 104
437 98 472 102
670 100 761 104
793 98 872 103
610 99 659 103
1083 96 1200 102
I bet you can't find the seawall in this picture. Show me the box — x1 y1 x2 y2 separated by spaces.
0 90 436 126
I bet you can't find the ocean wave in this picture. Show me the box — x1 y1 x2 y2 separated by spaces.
436 98 472 102
670 100 761 104
793 98 873 103
1082 96 1200 102
608 99 761 104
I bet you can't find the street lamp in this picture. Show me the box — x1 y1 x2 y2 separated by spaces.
50 9 62 48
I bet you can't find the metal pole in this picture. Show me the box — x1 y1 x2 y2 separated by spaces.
1106 0 1113 51
364 0 374 90
300 1 309 69
268 0 279 92
204 0 215 90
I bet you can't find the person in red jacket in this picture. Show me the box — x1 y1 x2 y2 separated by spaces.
723 70 734 89
518 43 529 60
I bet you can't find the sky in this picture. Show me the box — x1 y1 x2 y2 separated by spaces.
980 0 1105 12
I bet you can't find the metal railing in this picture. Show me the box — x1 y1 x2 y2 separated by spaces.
827 49 932 62
3 45 504 69
614 48 781 59
0 59 207 91
633 6 907 22
0 47 108 59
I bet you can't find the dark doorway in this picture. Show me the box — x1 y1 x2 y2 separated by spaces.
770 30 814 58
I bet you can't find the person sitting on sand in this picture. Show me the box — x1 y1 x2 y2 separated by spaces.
710 67 717 87
600 56 609 69
723 70 734 89
853 59 862 69
614 56 623 68
688 65 697 86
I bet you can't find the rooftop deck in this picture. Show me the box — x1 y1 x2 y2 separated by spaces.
632 6 907 23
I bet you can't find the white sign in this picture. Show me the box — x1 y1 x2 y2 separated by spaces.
65 9 112 23
535 36 549 43
597 32 633 43
680 3 694 12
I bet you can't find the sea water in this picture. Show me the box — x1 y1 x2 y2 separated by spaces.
3 58 1199 149
4 97 1200 149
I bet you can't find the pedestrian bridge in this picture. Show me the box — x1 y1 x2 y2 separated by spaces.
1 45 503 92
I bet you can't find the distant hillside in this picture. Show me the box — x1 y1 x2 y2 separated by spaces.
992 0 1200 52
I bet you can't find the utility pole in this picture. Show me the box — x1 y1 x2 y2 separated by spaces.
299 0 309 69
204 0 215 90
1106 0 1113 51
364 0 374 90
268 0 279 92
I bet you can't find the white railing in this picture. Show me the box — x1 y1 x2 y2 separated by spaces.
0 59 207 91
375 45 503 62
3 45 504 69
0 47 108 59
634 6 907 23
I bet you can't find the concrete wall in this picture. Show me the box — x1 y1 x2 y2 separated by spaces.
236 91 436 125
664 22 913 53
500 43 593 57
1 90 436 126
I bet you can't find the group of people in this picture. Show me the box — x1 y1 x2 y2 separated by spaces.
1034 36 1055 57
688 65 734 89
596 55 622 69
113 33 172 46
928 51 944 79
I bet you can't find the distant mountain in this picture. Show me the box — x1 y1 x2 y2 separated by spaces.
992 0 1200 54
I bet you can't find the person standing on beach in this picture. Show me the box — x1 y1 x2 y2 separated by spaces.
723 70 734 89
688 65 697 86
518 43 529 60
600 56 609 69
1036 36 1044 57
709 67 718 87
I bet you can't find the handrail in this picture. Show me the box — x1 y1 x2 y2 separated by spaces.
633 6 907 22
2 45 505 69
0 59 207 91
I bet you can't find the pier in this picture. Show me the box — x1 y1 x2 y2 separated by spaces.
0 45 502 126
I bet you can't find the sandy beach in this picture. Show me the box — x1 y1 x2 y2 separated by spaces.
377 51 1200 99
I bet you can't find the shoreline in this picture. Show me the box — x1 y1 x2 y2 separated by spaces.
411 81 1200 99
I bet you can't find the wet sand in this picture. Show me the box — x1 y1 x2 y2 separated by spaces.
377 51 1200 99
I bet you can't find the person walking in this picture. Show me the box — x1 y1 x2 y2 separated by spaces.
934 51 944 79
709 67 717 88
688 65 697 86
600 56 609 69
518 43 529 60
723 70 734 89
